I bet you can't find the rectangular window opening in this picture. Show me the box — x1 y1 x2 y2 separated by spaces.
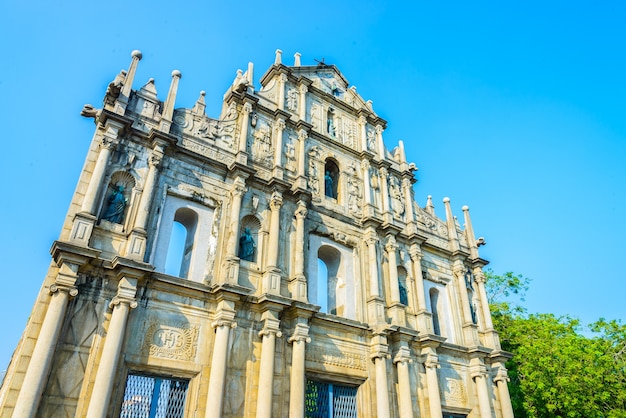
120 373 189 418
305 379 357 418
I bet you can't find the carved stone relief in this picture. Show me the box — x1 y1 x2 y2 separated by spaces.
251 121 273 167
388 175 405 220
142 320 199 362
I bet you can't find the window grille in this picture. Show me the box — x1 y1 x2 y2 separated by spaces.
305 380 357 418
120 374 189 418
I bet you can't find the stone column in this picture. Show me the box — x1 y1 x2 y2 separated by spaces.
402 177 416 231
474 268 494 331
471 362 493 418
266 191 282 269
494 366 514 418
298 84 307 121
126 145 164 259
358 116 367 152
297 129 307 179
393 347 414 418
86 277 138 418
239 102 253 155
256 312 282 418
454 265 478 345
81 126 120 216
375 124 385 160
205 306 237 418
379 167 392 223
290 200 308 301
226 176 247 258
277 74 287 110
273 118 286 178
366 234 379 298
288 324 310 418
386 235 400 303
408 245 431 332
12 263 80 418
159 70 182 133
371 347 391 418
423 350 443 418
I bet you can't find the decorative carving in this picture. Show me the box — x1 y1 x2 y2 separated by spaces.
389 176 405 219
366 128 376 151
310 103 322 131
347 176 362 215
306 347 366 371
142 321 199 362
286 88 298 112
252 122 273 166
284 136 297 172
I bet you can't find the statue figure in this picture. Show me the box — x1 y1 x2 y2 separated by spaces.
238 227 256 262
102 185 127 224
324 171 334 198
399 280 409 306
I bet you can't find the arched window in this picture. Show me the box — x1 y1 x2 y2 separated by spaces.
429 288 441 336
324 160 339 199
318 245 342 316
164 208 198 278
152 196 215 283
397 266 409 306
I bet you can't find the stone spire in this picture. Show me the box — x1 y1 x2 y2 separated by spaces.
425 195 435 216
443 197 460 252
192 91 206 116
274 49 282 65
294 52 301 67
463 205 480 259
159 69 182 132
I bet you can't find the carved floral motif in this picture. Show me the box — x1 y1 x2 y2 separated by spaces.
142 321 199 362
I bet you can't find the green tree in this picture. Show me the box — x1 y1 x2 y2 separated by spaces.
485 270 626 418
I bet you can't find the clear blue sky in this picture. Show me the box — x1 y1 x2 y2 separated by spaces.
1 1 625 371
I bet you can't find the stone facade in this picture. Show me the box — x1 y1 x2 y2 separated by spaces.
0 50 514 418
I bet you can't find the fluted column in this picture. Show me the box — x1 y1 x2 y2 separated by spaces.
494 365 514 418
454 265 478 345
13 263 80 418
288 325 310 418
297 129 307 179
205 308 237 418
86 277 138 418
474 268 494 330
471 360 493 418
402 177 416 227
256 313 282 418
393 347 414 418
361 159 374 218
423 350 443 418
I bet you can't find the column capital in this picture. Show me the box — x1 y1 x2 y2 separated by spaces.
49 284 78 297
295 200 308 219
370 343 390 361
493 367 510 384
109 297 138 310
424 352 440 369
275 118 286 131
99 134 118 150
231 177 247 197
270 191 283 210
379 166 389 176
473 267 486 284
361 158 370 170
393 346 412 365
298 128 308 141
298 84 308 94
385 235 398 252
375 124 384 134
470 361 488 379
148 148 164 169
259 327 282 338
243 102 254 113
358 115 367 126
288 323 311 344
408 244 422 261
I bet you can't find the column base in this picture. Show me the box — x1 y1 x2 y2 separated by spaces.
125 228 147 261
262 268 281 294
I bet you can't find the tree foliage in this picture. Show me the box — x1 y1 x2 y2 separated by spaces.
485 269 626 418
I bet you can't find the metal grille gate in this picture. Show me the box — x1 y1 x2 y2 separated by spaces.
305 380 357 418
120 374 189 418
